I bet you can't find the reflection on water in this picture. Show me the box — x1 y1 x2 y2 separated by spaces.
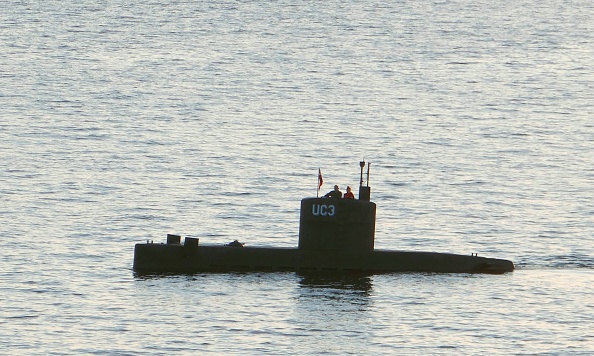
291 273 374 352
297 273 373 295
296 273 373 312
133 271 374 296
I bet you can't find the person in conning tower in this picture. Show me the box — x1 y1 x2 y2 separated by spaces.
343 186 355 199
324 185 342 198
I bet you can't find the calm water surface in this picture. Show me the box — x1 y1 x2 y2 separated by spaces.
1 0 593 354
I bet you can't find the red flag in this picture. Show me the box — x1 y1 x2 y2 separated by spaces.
318 168 323 189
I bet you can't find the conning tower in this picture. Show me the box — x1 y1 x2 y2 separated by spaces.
298 161 376 253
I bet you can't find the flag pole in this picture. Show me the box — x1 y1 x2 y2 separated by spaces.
317 168 323 197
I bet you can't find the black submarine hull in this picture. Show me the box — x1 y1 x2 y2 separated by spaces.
133 171 514 275
133 243 514 274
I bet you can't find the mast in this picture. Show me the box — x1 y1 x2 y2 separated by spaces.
359 161 371 201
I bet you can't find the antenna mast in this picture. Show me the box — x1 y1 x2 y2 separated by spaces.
358 161 371 201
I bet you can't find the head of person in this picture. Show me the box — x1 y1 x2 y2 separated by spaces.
347 186 352 192
334 185 339 191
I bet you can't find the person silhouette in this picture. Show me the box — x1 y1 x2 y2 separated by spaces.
324 185 342 198
343 186 355 199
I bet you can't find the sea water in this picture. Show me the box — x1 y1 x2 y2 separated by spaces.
1 0 593 354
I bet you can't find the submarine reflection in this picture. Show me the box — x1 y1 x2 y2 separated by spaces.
297 273 373 297
294 273 373 332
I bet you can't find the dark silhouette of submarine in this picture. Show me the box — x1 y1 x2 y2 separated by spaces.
133 162 514 275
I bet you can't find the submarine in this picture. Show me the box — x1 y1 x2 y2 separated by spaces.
133 162 514 275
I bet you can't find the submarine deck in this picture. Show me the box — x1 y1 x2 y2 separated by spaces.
133 243 514 275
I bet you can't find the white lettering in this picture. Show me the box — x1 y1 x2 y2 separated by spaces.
328 205 335 216
312 205 320 215
311 204 335 217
